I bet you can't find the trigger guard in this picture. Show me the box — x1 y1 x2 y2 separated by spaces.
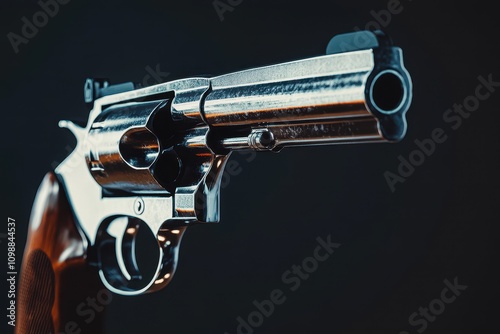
95 217 185 296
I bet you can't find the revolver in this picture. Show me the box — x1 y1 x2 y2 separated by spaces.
17 30 412 333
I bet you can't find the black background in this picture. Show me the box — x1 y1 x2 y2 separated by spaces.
1 0 499 333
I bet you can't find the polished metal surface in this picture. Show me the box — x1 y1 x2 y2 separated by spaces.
55 31 412 295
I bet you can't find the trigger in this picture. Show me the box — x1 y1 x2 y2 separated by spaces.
107 217 141 281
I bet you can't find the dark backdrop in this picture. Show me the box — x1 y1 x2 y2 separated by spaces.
1 0 499 333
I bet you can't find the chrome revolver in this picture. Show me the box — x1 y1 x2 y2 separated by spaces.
34 30 413 297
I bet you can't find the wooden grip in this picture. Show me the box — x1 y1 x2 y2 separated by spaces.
17 173 106 334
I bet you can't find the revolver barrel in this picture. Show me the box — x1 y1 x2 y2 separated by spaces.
203 34 411 151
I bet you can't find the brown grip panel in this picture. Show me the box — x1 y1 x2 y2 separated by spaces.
17 173 106 334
